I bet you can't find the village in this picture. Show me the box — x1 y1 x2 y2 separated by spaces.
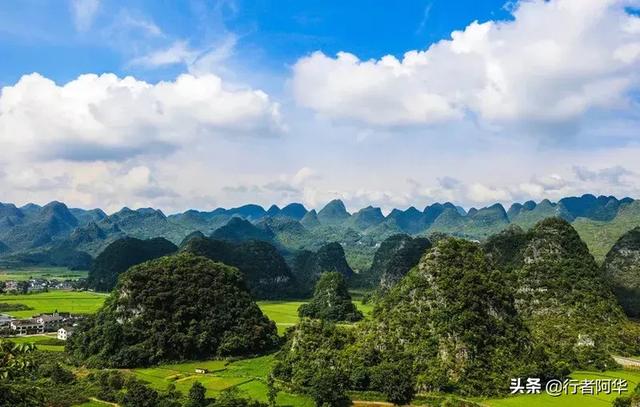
0 310 79 340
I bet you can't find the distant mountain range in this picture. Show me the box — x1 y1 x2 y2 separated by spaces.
0 194 638 270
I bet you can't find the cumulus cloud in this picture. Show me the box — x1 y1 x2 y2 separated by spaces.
69 0 101 32
0 72 283 161
291 0 640 130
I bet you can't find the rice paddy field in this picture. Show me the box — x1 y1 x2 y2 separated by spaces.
0 266 88 281
0 290 108 318
132 354 314 406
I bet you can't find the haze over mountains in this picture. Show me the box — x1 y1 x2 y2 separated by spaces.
0 194 639 270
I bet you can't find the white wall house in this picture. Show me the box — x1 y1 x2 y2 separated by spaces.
57 327 74 341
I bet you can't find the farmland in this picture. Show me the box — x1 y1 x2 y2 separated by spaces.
0 266 88 281
132 354 314 406
0 289 373 331
0 290 107 318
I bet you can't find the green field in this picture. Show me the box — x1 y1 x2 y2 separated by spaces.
258 300 373 333
0 290 107 317
0 266 88 281
7 334 65 352
132 354 314 406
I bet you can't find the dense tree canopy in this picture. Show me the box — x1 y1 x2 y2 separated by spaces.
292 242 353 294
181 237 296 299
298 272 363 322
68 253 279 367
602 227 640 318
513 218 625 369
367 233 431 289
87 237 178 291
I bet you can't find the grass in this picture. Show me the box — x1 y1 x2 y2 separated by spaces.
257 300 373 333
131 354 314 406
0 290 108 318
0 266 88 281
6 334 65 352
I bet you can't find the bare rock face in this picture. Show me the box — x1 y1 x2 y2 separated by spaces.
603 227 640 318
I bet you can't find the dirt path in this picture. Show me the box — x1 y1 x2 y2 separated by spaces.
88 397 119 406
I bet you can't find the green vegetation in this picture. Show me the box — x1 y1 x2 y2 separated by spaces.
0 266 88 281
292 242 354 294
8 335 65 352
574 200 640 263
181 237 296 299
298 272 362 322
514 218 625 369
366 233 431 288
602 227 640 318
0 302 32 312
87 236 178 291
0 290 107 318
130 354 313 406
68 254 279 367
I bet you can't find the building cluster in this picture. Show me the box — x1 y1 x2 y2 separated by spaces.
0 311 80 340
2 279 76 293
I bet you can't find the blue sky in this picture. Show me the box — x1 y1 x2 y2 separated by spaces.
0 0 511 86
1 0 640 213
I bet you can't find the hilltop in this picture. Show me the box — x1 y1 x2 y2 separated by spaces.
68 253 279 367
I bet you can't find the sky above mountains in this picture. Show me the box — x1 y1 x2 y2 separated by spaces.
1 0 640 213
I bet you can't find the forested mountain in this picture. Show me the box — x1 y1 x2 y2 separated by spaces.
602 227 640 318
292 242 354 293
368 234 431 288
298 272 362 322
180 236 297 299
276 238 550 398
507 218 624 369
87 237 178 291
68 253 279 367
276 223 636 401
0 194 636 273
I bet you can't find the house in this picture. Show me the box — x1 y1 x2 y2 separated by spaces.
195 368 208 374
10 319 44 335
0 314 12 327
34 312 66 331
57 327 74 341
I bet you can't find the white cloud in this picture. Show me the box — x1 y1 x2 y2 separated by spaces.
130 35 238 76
291 0 640 130
69 0 101 32
0 72 283 161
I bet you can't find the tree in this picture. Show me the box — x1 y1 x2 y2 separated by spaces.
308 367 351 407
0 340 36 379
186 381 207 407
121 380 159 407
371 362 416 405
266 373 278 407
